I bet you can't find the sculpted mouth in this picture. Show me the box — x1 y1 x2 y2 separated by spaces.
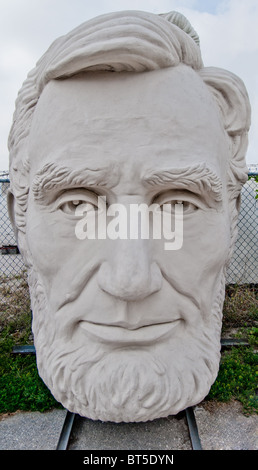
79 320 181 344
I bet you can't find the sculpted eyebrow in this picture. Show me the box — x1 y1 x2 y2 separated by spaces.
32 162 120 202
143 163 223 202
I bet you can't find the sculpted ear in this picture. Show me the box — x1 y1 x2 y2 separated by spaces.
199 67 251 265
200 66 251 196
7 190 18 242
199 67 251 137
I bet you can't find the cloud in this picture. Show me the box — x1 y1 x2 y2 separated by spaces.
0 0 257 169
178 0 258 163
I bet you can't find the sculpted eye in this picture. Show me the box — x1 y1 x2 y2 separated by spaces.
161 200 198 214
60 200 97 215
153 190 202 215
54 189 100 216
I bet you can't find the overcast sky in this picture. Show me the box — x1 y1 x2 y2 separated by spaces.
0 0 257 170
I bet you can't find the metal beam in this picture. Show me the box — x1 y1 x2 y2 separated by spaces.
12 345 36 354
56 410 76 450
185 407 202 450
221 338 249 347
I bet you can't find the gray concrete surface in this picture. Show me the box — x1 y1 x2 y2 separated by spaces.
0 401 257 451
0 409 66 450
194 401 257 451
68 412 192 450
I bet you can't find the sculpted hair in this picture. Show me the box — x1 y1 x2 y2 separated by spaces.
8 11 202 160
8 10 251 262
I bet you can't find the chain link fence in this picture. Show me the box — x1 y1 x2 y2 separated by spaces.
0 174 30 318
1 171 257 317
226 173 258 285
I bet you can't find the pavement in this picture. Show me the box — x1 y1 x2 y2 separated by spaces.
0 400 257 451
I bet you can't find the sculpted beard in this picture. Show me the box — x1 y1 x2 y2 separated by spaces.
28 267 225 422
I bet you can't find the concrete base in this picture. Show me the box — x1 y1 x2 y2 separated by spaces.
0 401 257 451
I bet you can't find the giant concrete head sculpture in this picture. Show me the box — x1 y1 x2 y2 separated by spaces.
8 11 251 422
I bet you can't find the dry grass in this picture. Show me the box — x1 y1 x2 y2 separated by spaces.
222 284 258 334
0 272 32 345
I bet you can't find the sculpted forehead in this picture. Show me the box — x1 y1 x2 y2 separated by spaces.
28 65 228 178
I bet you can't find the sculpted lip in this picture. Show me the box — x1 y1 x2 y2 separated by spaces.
79 320 181 344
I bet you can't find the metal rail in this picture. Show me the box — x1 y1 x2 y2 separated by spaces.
56 410 76 450
12 345 36 354
54 407 202 451
185 407 202 450
220 338 249 347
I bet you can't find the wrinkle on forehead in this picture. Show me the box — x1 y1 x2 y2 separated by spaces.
28 66 228 185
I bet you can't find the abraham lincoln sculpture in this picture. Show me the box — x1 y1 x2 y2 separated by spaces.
8 11 250 422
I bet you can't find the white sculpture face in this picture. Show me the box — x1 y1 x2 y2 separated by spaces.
26 65 231 421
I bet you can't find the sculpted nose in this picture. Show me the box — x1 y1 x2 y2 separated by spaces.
97 239 162 301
